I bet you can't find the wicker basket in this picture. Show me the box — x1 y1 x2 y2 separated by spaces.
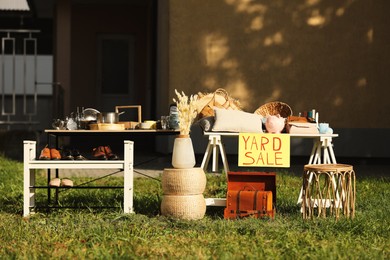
162 168 206 195
254 101 293 118
160 194 206 220
196 88 242 120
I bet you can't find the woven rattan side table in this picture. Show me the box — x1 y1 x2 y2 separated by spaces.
302 164 356 220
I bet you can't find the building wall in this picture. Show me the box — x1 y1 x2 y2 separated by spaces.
163 0 390 157
167 0 390 128
51 0 389 158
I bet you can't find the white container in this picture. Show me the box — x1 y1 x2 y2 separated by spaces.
171 135 196 169
140 122 151 129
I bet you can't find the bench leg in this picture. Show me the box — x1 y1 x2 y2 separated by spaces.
123 140 134 214
24 169 35 217
23 141 36 217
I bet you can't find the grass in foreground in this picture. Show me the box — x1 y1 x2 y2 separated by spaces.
0 156 389 259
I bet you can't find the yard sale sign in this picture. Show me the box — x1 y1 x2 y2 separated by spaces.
238 133 290 167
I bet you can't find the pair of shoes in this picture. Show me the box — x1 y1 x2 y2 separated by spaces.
92 146 119 160
49 178 74 187
61 148 86 160
72 149 87 160
61 148 73 160
92 146 107 160
104 146 119 160
39 145 61 160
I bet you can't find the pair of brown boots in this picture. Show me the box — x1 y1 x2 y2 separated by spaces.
92 146 119 160
39 146 61 160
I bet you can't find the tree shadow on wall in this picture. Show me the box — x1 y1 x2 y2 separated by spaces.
174 0 381 127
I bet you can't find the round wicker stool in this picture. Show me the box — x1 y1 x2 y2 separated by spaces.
302 164 356 220
161 168 207 220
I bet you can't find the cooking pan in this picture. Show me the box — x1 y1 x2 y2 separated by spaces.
97 112 125 124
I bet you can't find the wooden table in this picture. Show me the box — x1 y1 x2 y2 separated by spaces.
45 129 179 148
200 132 339 207
201 132 339 174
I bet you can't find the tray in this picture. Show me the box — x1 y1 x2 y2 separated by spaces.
89 123 125 130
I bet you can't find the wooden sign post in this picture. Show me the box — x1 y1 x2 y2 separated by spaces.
238 133 290 168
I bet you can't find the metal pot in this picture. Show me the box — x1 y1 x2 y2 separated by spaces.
97 112 124 124
83 108 100 121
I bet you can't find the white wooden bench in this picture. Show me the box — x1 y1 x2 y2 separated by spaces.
23 140 134 217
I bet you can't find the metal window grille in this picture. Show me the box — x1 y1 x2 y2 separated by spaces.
0 29 41 129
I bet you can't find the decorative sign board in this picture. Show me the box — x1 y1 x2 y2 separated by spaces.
238 133 290 168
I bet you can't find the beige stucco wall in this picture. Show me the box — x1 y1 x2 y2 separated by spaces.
167 0 390 129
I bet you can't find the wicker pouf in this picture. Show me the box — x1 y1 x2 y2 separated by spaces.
162 168 206 195
161 194 206 220
302 164 356 220
161 167 207 220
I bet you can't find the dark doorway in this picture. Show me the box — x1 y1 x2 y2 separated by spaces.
70 1 156 118
97 34 136 112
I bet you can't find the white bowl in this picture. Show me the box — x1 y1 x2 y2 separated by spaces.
140 122 151 129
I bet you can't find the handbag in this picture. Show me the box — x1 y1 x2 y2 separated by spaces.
196 88 241 120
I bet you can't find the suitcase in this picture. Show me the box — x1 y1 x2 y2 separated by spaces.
226 172 276 204
224 172 276 219
224 189 274 219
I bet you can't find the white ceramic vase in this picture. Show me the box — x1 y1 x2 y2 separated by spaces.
172 135 196 169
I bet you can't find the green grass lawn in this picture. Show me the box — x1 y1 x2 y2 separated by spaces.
0 155 389 259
